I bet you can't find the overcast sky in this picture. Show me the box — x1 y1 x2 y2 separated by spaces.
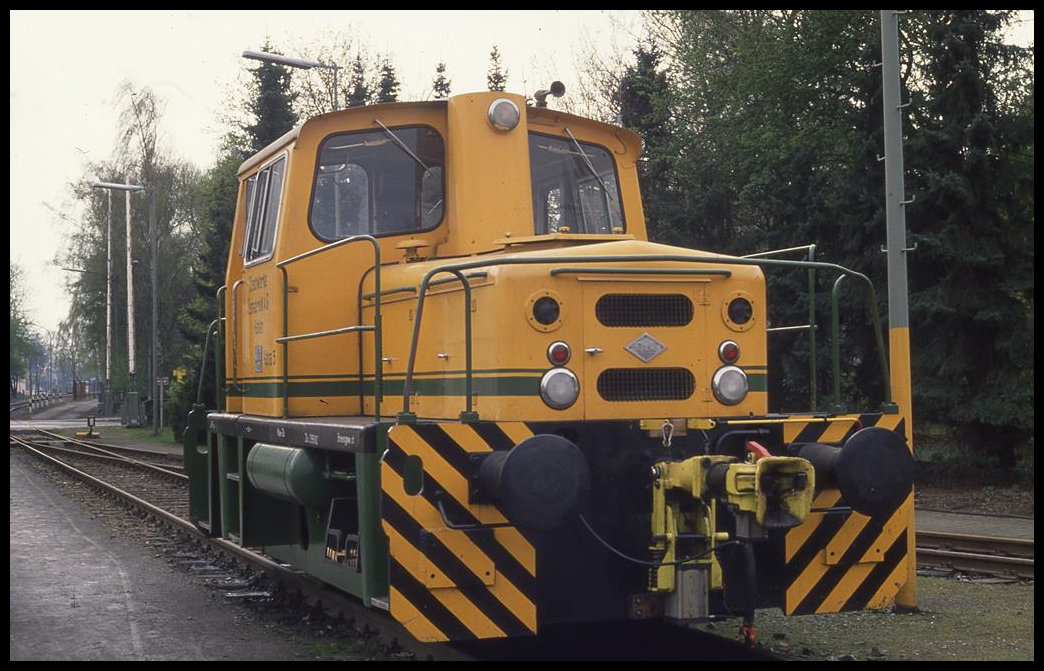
9 10 1032 336
9 9 642 334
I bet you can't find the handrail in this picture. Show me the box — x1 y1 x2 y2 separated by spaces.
549 267 731 278
361 271 490 301
276 325 375 344
277 235 383 422
216 285 226 410
766 325 813 333
400 268 475 421
743 244 818 410
196 319 221 405
832 275 891 411
230 280 244 394
399 252 890 421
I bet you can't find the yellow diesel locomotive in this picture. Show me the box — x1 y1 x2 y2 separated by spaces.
183 87 916 645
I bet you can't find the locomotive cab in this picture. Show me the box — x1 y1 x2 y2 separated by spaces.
185 88 916 645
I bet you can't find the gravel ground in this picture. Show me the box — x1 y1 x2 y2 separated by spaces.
916 483 1034 518
704 479 1035 661
738 573 1034 661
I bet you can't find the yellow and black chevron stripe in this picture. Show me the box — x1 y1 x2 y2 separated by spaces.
381 421 538 642
781 412 905 445
783 412 913 614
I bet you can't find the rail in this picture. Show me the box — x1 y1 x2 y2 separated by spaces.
10 392 74 416
277 235 383 422
917 530 1034 579
399 253 891 421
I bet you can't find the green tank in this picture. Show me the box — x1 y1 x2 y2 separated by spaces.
245 443 332 510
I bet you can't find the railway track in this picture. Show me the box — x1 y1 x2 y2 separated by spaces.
916 529 1034 580
28 427 186 472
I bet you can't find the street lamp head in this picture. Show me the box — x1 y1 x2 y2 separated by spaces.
59 266 104 277
242 49 341 112
92 181 144 192
242 50 333 71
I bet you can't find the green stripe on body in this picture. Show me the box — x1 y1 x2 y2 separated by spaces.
225 370 769 397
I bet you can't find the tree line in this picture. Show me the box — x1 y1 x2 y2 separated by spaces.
610 11 1033 470
40 13 1032 475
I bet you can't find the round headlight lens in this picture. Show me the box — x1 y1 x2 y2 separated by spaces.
712 365 749 406
532 296 560 325
488 98 520 131
540 368 580 410
728 297 753 325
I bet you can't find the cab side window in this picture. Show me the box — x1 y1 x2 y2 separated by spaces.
242 156 287 263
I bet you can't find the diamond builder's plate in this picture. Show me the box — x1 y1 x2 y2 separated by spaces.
624 333 667 363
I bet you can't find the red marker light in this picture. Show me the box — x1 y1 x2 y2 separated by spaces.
719 341 740 364
547 341 571 366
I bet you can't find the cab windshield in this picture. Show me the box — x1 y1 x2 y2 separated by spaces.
529 132 624 235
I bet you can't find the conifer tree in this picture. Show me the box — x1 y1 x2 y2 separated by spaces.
243 41 299 153
374 58 401 103
487 45 508 91
347 54 371 107
432 62 452 99
169 41 299 435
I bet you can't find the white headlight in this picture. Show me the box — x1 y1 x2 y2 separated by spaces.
712 366 749 405
540 368 579 410
488 98 520 131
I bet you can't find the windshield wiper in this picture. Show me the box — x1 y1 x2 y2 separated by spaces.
564 127 615 232
564 127 611 197
373 118 428 170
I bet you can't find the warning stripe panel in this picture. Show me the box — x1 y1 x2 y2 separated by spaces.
389 561 472 643
820 495 913 612
382 446 536 607
786 490 843 563
782 418 913 615
861 533 911 610
382 422 538 642
787 511 871 610
384 514 507 639
781 412 908 446
390 425 536 577
382 475 533 639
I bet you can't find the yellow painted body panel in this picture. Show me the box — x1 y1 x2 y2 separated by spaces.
220 91 764 423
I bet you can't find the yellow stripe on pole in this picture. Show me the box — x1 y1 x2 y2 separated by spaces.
889 326 917 609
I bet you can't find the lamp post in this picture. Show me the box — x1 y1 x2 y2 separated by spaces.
242 49 341 111
91 180 144 416
148 184 159 435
